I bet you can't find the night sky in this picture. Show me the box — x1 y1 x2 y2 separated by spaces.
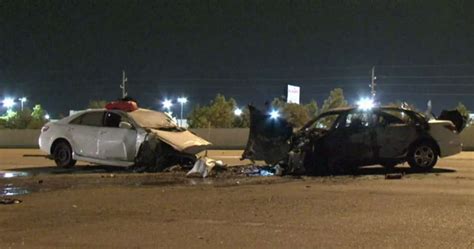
1 0 474 116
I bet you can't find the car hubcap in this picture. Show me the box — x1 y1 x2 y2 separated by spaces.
414 146 435 167
57 148 69 162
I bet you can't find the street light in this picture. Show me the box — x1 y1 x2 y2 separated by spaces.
44 114 50 120
2 97 15 109
177 97 188 127
19 97 27 111
162 99 173 110
269 109 280 119
234 108 243 116
356 97 375 111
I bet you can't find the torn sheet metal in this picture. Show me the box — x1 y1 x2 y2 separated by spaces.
149 128 211 154
438 109 466 133
186 157 224 178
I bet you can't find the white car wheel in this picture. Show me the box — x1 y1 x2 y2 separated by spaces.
408 142 438 171
53 141 77 168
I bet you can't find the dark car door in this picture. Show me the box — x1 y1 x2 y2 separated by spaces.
324 110 376 165
374 109 418 159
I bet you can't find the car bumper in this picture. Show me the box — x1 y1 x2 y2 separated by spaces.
438 138 462 157
38 133 53 154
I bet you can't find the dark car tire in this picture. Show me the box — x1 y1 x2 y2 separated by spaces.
53 141 76 168
407 142 438 171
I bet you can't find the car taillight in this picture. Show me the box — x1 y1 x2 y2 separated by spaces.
41 126 49 133
444 123 457 133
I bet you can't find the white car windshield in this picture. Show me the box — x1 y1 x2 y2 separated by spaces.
128 109 178 129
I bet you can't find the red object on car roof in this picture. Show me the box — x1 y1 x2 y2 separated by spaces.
105 101 138 112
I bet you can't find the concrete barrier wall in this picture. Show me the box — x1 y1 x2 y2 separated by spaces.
191 128 249 149
0 127 472 150
0 129 41 148
461 126 474 151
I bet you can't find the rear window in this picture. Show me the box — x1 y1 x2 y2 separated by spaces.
379 110 413 125
70 112 104 127
344 111 374 128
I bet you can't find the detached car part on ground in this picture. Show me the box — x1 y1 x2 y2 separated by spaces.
39 101 211 171
242 105 465 175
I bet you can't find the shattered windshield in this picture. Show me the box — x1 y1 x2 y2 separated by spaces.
128 109 178 129
304 113 341 130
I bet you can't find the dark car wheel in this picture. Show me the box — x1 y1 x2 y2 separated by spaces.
407 142 438 171
53 141 76 168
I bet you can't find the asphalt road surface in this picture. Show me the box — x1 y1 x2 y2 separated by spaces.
0 149 473 249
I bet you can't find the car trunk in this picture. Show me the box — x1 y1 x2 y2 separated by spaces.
438 110 467 133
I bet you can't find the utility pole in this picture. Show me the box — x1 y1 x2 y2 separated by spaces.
370 66 376 98
120 70 128 98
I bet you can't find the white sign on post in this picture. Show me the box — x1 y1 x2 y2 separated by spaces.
287 84 300 104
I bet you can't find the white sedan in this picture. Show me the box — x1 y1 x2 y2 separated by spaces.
39 107 211 170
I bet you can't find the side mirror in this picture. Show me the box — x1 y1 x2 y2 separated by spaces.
119 121 133 129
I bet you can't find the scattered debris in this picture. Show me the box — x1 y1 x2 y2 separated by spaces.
0 197 22 205
186 157 226 178
385 173 403 180
242 165 282 177
163 165 185 172
101 174 116 178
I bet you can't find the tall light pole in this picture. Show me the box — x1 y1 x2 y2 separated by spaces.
120 70 128 98
177 97 188 127
370 66 376 98
19 97 27 111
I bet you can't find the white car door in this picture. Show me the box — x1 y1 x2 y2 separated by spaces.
97 111 138 161
68 111 104 158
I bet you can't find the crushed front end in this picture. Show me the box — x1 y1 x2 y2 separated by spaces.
241 105 328 175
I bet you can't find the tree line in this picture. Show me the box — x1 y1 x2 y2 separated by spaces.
187 88 349 128
0 105 48 129
1 89 470 129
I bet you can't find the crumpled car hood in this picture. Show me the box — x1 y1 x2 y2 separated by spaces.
241 105 294 164
149 128 211 154
438 109 467 133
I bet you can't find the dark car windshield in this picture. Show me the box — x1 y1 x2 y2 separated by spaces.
303 112 341 131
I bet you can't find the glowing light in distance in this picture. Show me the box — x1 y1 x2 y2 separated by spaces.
234 108 243 116
357 97 375 111
162 99 173 110
2 97 15 109
270 110 280 119
177 97 188 104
